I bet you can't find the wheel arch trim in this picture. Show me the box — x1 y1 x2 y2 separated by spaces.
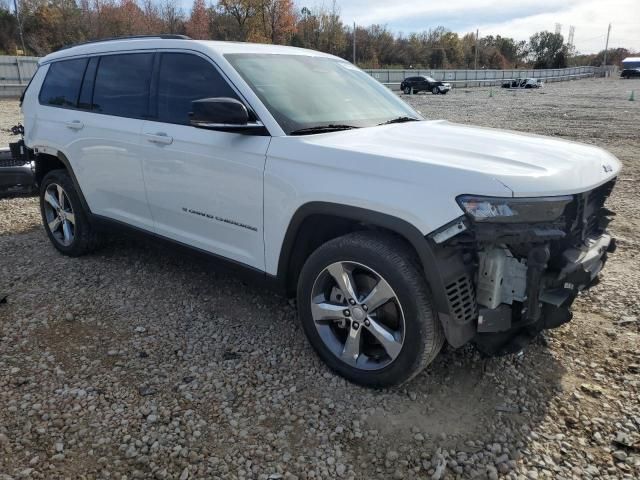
276 202 453 310
35 147 92 215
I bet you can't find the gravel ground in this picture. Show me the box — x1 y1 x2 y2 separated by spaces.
1 77 639 480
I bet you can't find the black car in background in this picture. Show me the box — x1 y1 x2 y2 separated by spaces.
401 76 451 95
621 69 640 79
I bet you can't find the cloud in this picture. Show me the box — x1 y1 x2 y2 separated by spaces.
334 0 639 53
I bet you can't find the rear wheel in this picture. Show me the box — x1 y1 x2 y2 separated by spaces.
40 169 100 256
297 232 444 387
403 86 412 95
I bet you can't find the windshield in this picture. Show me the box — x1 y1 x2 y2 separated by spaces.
425 77 437 82
225 53 421 135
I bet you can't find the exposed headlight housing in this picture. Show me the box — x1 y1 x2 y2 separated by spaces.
456 195 572 223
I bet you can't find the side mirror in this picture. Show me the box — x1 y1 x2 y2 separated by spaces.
189 97 264 132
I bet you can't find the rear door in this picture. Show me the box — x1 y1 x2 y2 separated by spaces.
51 52 156 230
140 51 270 270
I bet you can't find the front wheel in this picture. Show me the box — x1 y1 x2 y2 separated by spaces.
431 86 439 94
40 169 100 256
297 232 444 387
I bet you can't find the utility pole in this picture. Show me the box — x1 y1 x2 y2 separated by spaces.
13 0 27 55
602 23 611 67
353 22 356 65
474 29 479 70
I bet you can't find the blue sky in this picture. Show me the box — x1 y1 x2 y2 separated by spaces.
176 0 639 54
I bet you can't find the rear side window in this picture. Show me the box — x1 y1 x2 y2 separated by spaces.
39 58 88 108
93 53 154 118
156 53 238 125
78 57 99 110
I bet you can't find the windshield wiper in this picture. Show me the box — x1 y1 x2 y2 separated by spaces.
377 116 421 126
289 124 360 136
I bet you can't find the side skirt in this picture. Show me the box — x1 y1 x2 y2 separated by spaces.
89 213 286 295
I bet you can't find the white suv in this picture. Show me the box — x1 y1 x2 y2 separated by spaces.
21 36 620 387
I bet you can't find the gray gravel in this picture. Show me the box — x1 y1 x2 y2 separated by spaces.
1 77 640 479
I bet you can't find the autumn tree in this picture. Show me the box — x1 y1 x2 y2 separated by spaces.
4 0 636 72
260 0 295 44
186 0 209 39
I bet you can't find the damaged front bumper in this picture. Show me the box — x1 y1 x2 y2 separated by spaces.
426 179 617 355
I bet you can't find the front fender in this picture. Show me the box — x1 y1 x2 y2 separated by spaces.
275 202 477 348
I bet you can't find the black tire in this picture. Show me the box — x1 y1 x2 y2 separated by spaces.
39 169 100 256
431 86 439 94
403 86 412 95
297 231 444 387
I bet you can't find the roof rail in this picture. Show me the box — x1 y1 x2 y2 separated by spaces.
60 34 192 50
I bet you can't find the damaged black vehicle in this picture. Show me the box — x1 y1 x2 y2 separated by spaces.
1 124 36 198
427 181 617 356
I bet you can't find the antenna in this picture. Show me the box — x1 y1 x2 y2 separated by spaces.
568 26 575 48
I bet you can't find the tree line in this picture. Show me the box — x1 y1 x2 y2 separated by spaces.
0 0 636 69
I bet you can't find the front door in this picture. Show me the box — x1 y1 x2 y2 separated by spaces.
141 52 270 270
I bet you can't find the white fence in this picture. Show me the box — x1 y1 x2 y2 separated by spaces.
0 55 603 98
0 56 40 97
364 66 603 90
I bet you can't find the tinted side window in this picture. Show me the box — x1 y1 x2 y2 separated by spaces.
78 57 99 110
39 58 88 108
93 53 154 118
157 53 238 125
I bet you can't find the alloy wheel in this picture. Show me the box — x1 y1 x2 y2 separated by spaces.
43 183 76 246
310 261 405 370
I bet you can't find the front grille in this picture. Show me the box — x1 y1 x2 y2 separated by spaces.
445 274 478 325
581 179 615 239
565 179 616 242
0 158 30 168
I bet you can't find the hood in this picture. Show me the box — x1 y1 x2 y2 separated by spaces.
296 120 621 197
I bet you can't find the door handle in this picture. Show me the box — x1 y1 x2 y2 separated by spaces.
65 120 84 130
145 133 173 145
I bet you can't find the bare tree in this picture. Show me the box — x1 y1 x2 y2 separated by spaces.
218 0 258 41
160 0 184 34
